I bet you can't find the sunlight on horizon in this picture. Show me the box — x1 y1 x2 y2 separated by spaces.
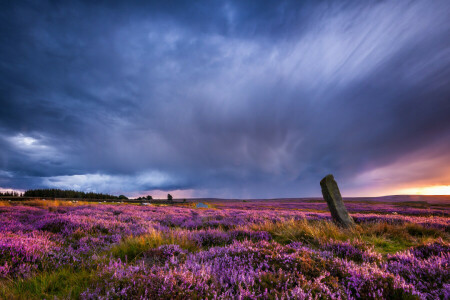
397 185 450 195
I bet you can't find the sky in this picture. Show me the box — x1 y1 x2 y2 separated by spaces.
1 0 449 198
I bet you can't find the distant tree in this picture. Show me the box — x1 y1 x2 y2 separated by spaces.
167 194 173 201
146 195 153 200
0 192 20 197
183 199 186 203
118 195 128 200
0 191 20 197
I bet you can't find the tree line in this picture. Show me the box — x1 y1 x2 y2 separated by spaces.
136 195 153 200
2 189 176 201
23 189 127 199
0 191 23 197
136 194 173 201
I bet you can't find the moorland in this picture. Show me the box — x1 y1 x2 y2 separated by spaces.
0 195 448 299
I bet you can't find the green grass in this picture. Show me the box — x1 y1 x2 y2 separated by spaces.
250 219 348 246
251 219 448 254
362 235 413 254
0 267 96 300
109 229 198 261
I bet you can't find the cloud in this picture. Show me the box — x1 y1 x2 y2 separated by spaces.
42 171 181 194
0 0 449 197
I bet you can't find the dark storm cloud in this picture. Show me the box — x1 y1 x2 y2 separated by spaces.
1 0 449 197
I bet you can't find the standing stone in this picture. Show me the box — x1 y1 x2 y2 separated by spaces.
320 174 355 228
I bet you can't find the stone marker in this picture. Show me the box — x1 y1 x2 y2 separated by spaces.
320 174 355 228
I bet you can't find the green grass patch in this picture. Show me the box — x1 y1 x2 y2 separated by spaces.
361 235 413 254
251 219 448 254
0 267 96 300
251 219 350 246
109 229 198 261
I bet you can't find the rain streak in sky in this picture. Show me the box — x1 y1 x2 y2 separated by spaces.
0 0 449 198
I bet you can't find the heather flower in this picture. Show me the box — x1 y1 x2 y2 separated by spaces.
0 202 448 298
322 239 382 263
385 249 450 298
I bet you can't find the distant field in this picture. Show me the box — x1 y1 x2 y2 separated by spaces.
205 196 450 217
0 197 448 299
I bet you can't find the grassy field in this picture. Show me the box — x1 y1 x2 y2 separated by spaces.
0 198 448 299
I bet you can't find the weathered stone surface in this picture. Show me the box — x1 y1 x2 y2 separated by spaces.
320 174 355 228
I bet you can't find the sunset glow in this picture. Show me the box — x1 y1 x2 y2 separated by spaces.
397 185 450 195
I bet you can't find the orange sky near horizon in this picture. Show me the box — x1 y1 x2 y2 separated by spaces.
346 185 450 197
395 185 450 196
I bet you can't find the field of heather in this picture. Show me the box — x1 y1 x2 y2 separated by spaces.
0 198 449 299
